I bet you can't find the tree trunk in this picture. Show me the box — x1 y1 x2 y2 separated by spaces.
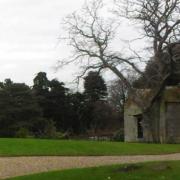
142 111 155 143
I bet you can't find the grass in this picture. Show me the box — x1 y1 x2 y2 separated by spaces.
7 161 180 180
0 138 180 156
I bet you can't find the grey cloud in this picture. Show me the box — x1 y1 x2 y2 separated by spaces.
0 0 85 86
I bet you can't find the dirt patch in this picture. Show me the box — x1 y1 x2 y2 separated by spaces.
116 164 142 173
151 162 172 171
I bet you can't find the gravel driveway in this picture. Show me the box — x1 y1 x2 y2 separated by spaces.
1 153 180 179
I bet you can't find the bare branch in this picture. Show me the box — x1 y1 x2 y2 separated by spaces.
114 0 180 56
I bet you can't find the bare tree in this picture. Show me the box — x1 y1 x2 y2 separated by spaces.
114 0 180 57
60 0 180 141
108 79 127 113
108 74 137 114
61 0 143 88
113 0 180 101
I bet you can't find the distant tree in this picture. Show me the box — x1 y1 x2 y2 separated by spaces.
68 92 86 134
83 71 111 133
33 72 49 92
90 101 113 133
108 74 137 113
32 72 51 119
108 77 138 135
84 71 107 102
48 79 69 131
108 79 127 114
0 79 42 137
31 117 50 137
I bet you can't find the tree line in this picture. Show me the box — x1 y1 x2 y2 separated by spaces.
0 71 122 139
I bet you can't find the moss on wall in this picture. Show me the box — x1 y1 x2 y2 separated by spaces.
164 87 180 102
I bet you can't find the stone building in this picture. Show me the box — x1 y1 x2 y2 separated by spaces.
124 43 180 143
124 86 180 143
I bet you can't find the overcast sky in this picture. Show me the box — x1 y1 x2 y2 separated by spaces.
0 0 86 87
0 0 144 90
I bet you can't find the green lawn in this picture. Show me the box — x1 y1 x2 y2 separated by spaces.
0 138 180 156
7 161 180 180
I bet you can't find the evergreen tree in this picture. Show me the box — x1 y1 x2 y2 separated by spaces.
48 79 69 131
84 71 107 102
33 72 49 92
32 72 51 119
0 79 42 137
83 71 108 133
68 92 86 134
33 73 70 133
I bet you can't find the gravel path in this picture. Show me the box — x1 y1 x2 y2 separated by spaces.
1 153 180 179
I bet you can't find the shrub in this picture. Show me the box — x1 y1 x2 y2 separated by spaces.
43 120 70 139
112 129 124 142
15 127 30 138
44 120 57 138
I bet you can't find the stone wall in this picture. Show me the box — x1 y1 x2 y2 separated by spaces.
124 103 142 142
124 86 180 143
161 87 180 143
